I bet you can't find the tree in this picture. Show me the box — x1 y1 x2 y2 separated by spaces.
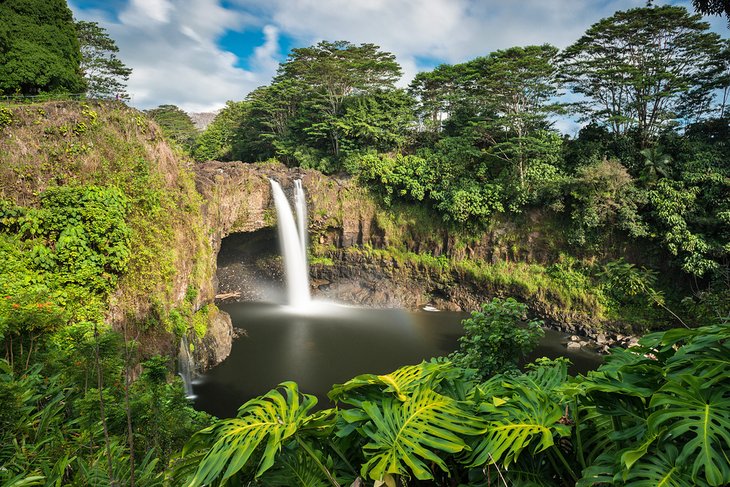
569 158 648 249
337 89 415 154
193 101 249 161
409 64 462 133
276 41 402 157
242 79 307 163
76 20 132 100
559 6 722 146
692 0 730 25
0 0 84 96
145 105 198 153
456 46 563 196
715 40 730 117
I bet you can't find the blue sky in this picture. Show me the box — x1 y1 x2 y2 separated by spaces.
70 0 728 129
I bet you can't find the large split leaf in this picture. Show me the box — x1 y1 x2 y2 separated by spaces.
328 360 463 405
257 447 334 487
648 375 730 486
354 387 486 481
624 445 697 487
182 381 321 486
467 376 569 468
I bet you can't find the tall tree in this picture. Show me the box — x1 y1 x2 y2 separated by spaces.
409 64 461 133
76 20 132 100
715 39 730 117
0 0 84 96
276 40 402 156
466 45 561 190
193 101 249 161
338 89 416 153
559 6 722 146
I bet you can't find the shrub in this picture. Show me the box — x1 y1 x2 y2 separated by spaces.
450 297 544 379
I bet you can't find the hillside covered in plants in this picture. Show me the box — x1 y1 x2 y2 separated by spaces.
1 0 729 486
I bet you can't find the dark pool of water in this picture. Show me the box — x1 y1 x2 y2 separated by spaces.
192 301 601 418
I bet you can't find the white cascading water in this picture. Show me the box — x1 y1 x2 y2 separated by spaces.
270 179 311 307
178 335 195 398
294 180 308 270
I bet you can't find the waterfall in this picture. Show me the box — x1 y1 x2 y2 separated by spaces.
270 179 311 307
294 180 308 271
178 335 194 398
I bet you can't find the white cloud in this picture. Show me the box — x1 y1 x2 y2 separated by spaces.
71 0 279 112
251 25 280 74
120 0 174 26
233 0 653 76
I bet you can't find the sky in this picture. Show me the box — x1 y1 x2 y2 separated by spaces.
69 0 729 125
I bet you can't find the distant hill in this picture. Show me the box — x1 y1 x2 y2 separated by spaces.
188 111 218 130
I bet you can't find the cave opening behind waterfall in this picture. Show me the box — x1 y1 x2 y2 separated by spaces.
216 228 286 303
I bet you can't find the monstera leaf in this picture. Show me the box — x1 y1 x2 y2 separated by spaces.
328 360 462 405
182 381 324 486
624 445 698 487
257 447 336 487
466 376 569 468
663 331 730 384
648 376 730 486
352 387 486 481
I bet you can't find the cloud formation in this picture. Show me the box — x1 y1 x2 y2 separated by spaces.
71 0 720 113
72 0 279 111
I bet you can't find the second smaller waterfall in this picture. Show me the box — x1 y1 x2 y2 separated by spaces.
270 179 311 307
178 335 195 398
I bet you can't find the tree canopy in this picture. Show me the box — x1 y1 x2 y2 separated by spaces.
558 5 722 146
145 105 198 152
76 20 132 100
0 0 84 96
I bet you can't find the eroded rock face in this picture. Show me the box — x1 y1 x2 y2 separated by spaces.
194 307 233 370
196 161 615 350
194 161 564 268
194 162 383 251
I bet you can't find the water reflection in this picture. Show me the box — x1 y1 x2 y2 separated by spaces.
193 301 601 418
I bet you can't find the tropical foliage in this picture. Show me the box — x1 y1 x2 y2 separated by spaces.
192 5 729 327
450 297 544 379
76 20 132 100
178 320 730 486
0 0 84 96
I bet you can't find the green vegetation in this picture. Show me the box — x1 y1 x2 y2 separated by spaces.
192 4 728 328
450 298 544 379
326 244 674 330
175 319 730 486
76 20 132 100
0 0 84 96
0 100 215 485
559 6 722 146
0 1 729 485
0 350 210 485
145 104 199 153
